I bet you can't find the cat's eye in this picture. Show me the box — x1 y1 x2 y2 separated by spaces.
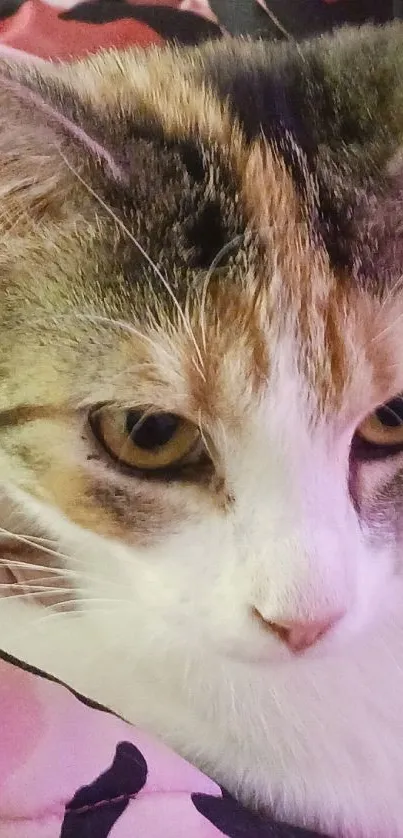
89 405 201 471
357 397 403 448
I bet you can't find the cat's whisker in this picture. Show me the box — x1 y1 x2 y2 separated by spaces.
56 311 173 365
26 539 59 548
199 235 243 353
32 607 120 625
217 418 229 462
0 580 75 591
56 596 124 608
371 309 403 345
183 287 205 382
197 407 216 467
58 149 206 382
0 527 105 574
378 273 403 315
0 557 117 594
0 588 77 601
0 522 129 594
10 533 58 545
0 525 75 563
33 596 125 624
199 279 213 356
380 405 403 426
0 557 81 578
58 311 193 393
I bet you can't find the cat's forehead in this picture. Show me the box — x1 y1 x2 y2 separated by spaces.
69 138 390 427
3 42 403 425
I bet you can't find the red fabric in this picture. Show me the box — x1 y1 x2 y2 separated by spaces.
0 0 164 60
0 0 218 61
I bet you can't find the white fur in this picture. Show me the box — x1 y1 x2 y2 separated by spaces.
0 354 402 838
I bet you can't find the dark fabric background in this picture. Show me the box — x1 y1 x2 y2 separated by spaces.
211 0 398 38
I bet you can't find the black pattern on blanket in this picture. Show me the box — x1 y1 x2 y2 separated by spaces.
0 650 326 837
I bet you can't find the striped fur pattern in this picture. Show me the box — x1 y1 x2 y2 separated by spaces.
0 24 403 837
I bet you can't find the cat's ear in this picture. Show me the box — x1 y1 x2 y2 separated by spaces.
0 64 72 228
0 58 123 231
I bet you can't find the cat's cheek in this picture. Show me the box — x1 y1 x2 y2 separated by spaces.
28 458 204 549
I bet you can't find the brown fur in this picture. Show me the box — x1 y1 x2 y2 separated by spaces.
0 26 403 578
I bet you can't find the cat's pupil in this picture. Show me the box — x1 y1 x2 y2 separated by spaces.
125 411 179 450
376 399 403 428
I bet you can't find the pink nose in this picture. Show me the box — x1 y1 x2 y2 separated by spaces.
260 616 342 653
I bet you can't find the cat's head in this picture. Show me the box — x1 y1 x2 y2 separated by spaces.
1 24 403 665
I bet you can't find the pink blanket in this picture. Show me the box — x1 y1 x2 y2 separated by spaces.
0 651 319 837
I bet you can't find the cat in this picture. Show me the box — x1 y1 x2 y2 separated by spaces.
0 21 403 838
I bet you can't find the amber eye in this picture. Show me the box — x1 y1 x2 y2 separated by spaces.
357 397 403 447
90 406 201 471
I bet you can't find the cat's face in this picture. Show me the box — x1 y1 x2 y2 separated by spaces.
2 27 403 668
